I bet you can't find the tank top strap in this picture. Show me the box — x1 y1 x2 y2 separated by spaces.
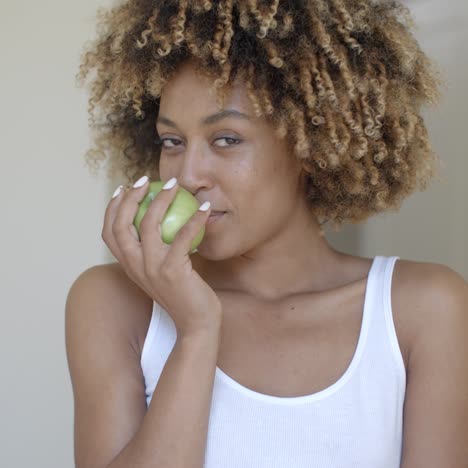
362 255 405 381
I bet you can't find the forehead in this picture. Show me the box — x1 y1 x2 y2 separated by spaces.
159 62 252 115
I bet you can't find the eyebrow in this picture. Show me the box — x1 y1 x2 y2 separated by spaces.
156 109 252 129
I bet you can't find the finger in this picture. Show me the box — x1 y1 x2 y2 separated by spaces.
102 184 128 262
139 177 182 267
112 176 151 274
103 182 153 296
163 201 211 269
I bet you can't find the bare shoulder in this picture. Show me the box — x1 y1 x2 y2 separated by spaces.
65 264 155 468
391 258 468 369
66 262 154 357
391 260 468 466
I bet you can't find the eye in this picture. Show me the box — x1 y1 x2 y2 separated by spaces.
214 137 241 147
156 137 241 149
157 138 181 149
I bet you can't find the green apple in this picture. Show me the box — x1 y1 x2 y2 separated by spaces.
133 180 205 254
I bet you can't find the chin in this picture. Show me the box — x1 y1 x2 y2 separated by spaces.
193 245 225 262
193 240 236 262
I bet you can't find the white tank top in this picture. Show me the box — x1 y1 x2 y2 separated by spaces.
140 255 405 468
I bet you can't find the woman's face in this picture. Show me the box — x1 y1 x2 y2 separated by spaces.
157 61 307 261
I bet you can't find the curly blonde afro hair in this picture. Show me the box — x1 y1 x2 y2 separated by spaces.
77 0 444 232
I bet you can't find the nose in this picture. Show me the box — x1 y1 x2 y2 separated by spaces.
174 141 213 194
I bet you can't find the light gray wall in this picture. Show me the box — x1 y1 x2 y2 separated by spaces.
1 1 466 468
1 1 112 467
327 0 468 280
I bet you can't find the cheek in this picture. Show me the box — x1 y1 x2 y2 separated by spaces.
158 159 185 184
236 187 282 228
158 160 167 179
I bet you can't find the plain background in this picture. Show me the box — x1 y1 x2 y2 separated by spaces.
1 0 466 467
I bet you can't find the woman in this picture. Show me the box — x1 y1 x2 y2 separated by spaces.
66 1 468 467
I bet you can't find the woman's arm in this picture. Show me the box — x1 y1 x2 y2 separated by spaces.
65 265 221 468
398 263 468 468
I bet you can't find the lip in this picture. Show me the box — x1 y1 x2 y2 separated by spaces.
206 211 226 225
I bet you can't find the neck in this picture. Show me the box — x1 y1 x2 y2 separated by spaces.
193 209 346 302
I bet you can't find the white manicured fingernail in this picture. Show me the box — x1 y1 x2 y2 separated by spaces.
198 201 211 212
163 177 177 190
133 175 148 188
111 185 123 199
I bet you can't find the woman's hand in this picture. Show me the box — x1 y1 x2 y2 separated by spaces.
101 177 223 339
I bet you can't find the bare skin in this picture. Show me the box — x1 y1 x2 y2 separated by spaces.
143 60 408 396
126 59 414 397
156 61 345 303
112 255 413 400
69 62 468 468
103 60 396 398
122 261 390 400
141 64 468 468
